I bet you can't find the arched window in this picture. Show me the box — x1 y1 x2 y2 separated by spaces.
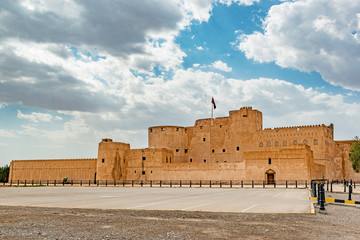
166 156 168 163
303 139 307 144
314 139 318 145
259 142 263 147
275 141 279 147
283 141 287 146
267 141 271 147
293 140 298 145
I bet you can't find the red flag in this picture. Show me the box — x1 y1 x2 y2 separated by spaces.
212 97 216 109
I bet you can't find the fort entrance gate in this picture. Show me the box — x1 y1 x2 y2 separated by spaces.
266 169 275 184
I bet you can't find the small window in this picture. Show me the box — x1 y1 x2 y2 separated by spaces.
142 171 145 175
212 149 215 153
283 141 287 146
220 125 222 128
170 157 171 163
268 158 271 164
166 156 168 163
222 149 225 152
176 128 179 131
161 127 165 131
102 158 105 163
200 126 203 129
176 149 179 152
185 149 188 153
123 159 125 163
142 157 146 160
135 170 136 173
190 158 192 162
267 141 271 147
259 142 263 147
243 115 247 117
150 128 152 132
303 139 307 144
204 159 206 162
314 139 318 145
237 146 239 151
151 170 153 174
275 141 279 147
293 140 298 145
203 138 206 142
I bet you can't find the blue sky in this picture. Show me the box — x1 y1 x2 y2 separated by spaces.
1 0 360 166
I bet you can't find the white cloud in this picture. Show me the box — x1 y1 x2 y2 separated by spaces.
193 63 200 68
196 46 204 50
17 110 53 123
238 0 360 90
211 60 232 72
0 129 16 138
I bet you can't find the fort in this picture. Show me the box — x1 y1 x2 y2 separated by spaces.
8 107 360 183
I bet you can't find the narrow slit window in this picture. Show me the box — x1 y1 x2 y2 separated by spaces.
268 158 271 164
190 158 192 162
236 146 239 151
222 149 225 152
102 158 105 163
203 159 206 162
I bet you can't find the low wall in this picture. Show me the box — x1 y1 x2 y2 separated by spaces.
9 159 97 182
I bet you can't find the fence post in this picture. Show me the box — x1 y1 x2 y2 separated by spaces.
80 180 82 186
252 180 254 188
150 180 152 187
295 181 297 188
89 180 91 186
105 180 107 186
132 180 134 187
241 180 243 188
326 181 329 191
71 180 73 186
354 182 356 188
97 180 99 186
180 180 182 188
200 180 202 188
210 180 211 188
317 183 321 204
17 180 19 186
319 183 325 211
344 183 346 192
230 180 232 188
123 181 125 187
349 184 352 201
263 180 265 188
114 180 116 186
331 181 333 192
220 180 222 188
159 180 162 187
54 180 56 186
32 180 34 186
274 180 276 188
170 180 172 187
47 180 49 186
305 180 307 188
190 181 192 188
286 180 288 188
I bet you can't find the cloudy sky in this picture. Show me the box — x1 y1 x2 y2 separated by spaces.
1 0 360 166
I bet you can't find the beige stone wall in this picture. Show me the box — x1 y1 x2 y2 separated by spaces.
96 138 130 181
334 141 360 182
9 158 97 181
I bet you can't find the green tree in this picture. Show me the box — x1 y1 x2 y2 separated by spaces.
0 164 10 182
349 136 360 173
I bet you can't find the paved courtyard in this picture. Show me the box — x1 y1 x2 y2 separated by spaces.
0 187 311 213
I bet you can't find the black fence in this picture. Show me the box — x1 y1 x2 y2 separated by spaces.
2 179 310 188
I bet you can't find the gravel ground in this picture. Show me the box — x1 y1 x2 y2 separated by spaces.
0 204 359 240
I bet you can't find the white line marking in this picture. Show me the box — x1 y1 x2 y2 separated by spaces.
181 202 214 210
272 192 283 198
241 204 258 212
128 200 170 209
